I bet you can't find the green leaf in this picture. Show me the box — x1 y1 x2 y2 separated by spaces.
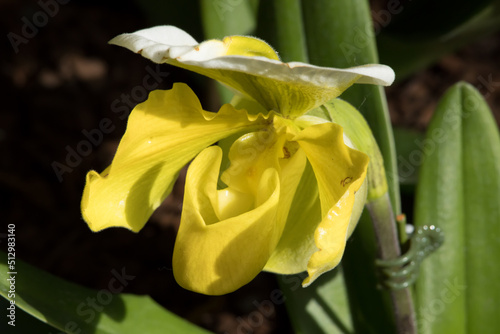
200 0 258 104
0 297 60 333
278 269 353 334
414 82 500 333
256 0 308 63
200 0 256 39
0 251 212 334
392 127 425 191
301 0 401 214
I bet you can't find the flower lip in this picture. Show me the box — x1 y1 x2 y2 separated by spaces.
110 25 395 117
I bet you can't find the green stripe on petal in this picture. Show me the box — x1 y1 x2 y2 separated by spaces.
110 26 395 117
294 123 369 286
81 83 268 233
173 124 306 295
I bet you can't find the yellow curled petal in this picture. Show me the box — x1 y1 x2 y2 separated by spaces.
110 26 395 117
81 83 268 232
294 123 369 286
173 125 306 295
173 146 280 295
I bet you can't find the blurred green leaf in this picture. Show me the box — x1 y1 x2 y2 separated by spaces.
382 0 492 39
256 0 308 63
200 0 256 39
393 127 425 190
414 82 500 333
278 269 353 334
200 0 258 104
378 1 500 79
0 251 212 334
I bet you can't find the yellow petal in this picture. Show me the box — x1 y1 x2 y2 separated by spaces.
222 35 280 60
110 26 395 117
294 123 369 286
173 125 306 295
81 83 268 232
264 161 321 274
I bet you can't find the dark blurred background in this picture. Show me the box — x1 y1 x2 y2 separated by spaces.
1 0 499 333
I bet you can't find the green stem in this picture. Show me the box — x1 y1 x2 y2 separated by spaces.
367 194 416 334
396 214 409 245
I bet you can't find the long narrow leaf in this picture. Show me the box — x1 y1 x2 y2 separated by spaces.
414 82 500 333
0 251 212 334
257 0 308 63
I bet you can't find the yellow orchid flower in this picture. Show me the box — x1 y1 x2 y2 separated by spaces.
81 26 395 295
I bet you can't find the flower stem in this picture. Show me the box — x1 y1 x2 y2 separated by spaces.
367 193 416 334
